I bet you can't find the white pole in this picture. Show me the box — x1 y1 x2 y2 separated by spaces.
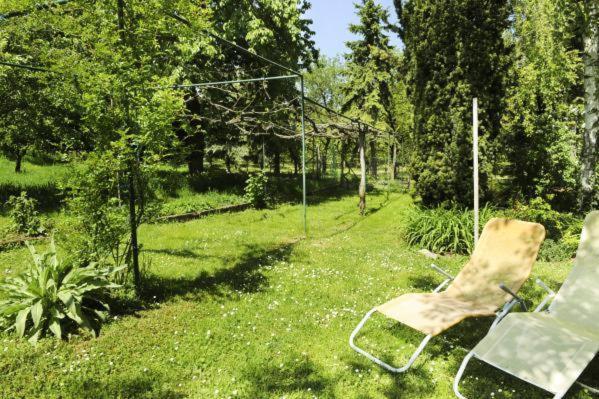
473 98 479 247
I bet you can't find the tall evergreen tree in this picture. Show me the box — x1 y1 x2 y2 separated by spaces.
343 0 398 130
499 0 582 209
344 0 399 212
396 0 511 206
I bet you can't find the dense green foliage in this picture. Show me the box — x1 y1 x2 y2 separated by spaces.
5 192 43 236
62 152 160 270
405 198 583 260
498 0 582 209
394 0 597 210
397 0 511 206
405 206 495 255
244 171 269 209
343 0 398 129
0 241 122 343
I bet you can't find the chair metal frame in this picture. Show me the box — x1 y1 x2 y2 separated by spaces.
453 279 559 399
349 264 522 374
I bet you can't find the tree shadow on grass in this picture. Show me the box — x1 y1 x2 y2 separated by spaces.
241 352 334 399
382 366 436 399
448 352 570 399
344 318 436 398
143 248 218 261
139 241 297 302
67 371 185 399
407 273 444 292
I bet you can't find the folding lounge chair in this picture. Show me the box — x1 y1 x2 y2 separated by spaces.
350 218 546 373
454 211 599 399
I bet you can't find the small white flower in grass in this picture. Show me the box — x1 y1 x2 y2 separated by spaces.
143 368 148 372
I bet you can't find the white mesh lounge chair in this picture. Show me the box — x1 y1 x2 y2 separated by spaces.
350 218 546 373
454 211 599 399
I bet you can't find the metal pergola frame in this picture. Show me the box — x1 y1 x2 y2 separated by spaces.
161 73 309 235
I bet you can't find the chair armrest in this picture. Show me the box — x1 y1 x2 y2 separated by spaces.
533 278 556 313
499 283 528 311
430 263 455 280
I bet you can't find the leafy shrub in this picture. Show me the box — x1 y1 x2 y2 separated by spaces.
405 198 582 260
538 239 576 262
6 192 44 236
404 205 495 255
0 241 123 343
62 152 159 270
504 198 579 240
505 198 582 261
244 171 269 209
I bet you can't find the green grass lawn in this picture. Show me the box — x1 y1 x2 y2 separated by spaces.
0 157 69 212
0 190 596 398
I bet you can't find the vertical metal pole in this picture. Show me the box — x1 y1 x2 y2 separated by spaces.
300 75 307 236
473 98 479 247
128 160 141 291
386 132 392 200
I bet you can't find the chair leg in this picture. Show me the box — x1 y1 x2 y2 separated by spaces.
453 351 475 399
349 307 433 373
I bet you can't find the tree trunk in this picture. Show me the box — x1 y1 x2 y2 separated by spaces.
289 147 299 175
340 141 346 186
359 129 367 215
321 138 330 176
391 142 397 181
14 150 24 173
187 133 205 175
312 139 317 177
316 144 321 179
128 162 141 294
581 1 599 210
225 153 232 174
273 149 281 176
369 139 378 179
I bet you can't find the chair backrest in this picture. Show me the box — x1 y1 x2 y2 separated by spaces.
550 211 599 331
445 218 546 307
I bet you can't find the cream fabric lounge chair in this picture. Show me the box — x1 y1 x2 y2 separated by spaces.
349 218 546 373
454 211 599 399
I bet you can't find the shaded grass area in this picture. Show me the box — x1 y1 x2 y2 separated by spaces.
0 191 595 398
0 157 69 212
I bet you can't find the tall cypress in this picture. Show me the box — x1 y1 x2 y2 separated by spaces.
396 0 511 206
